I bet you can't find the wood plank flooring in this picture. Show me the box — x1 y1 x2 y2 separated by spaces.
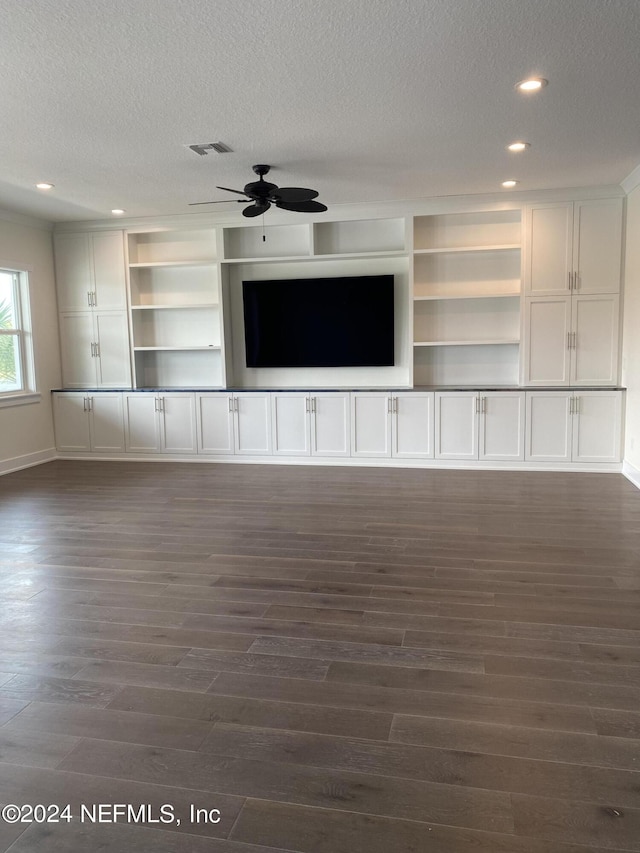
0 460 639 852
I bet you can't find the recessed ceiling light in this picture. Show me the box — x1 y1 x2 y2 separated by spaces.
502 180 519 188
516 78 548 92
111 209 126 215
36 182 54 190
507 141 530 152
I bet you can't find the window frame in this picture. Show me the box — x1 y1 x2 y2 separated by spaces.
0 263 39 408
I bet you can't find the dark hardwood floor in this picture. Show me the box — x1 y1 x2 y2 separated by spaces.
0 459 639 852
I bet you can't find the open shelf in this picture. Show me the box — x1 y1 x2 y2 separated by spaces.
129 264 217 307
414 343 520 386
414 210 521 251
414 339 520 347
314 218 406 255
224 224 311 260
128 229 217 264
414 244 520 255
413 295 520 344
134 349 223 389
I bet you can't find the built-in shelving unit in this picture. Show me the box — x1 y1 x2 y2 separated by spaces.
127 229 223 388
218 217 412 389
412 210 522 385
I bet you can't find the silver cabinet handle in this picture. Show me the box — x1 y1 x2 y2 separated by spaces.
87 291 92 307
572 331 577 350
568 271 572 291
567 332 572 350
94 341 100 358
305 397 310 413
228 396 234 413
88 396 93 412
569 397 573 415
154 397 158 413
312 397 317 414
393 397 398 414
481 397 487 414
574 396 580 416
234 398 239 413
387 397 392 414
474 396 479 414
83 397 87 412
90 342 94 357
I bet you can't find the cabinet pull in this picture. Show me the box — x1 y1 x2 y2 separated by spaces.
568 271 572 291
312 397 317 414
88 397 93 412
474 396 479 414
234 398 239 413
567 332 572 350
570 396 575 415
94 342 100 358
481 397 487 414
574 396 580 416
87 291 92 307
90 342 94 357
83 397 87 412
393 397 398 414
228 397 234 413
387 397 392 414
572 331 577 350
305 397 310 413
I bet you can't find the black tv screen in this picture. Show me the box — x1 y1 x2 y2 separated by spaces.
242 275 394 368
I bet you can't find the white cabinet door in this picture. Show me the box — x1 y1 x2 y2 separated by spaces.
525 392 572 462
234 393 272 455
197 394 234 454
160 393 197 454
524 202 573 295
124 394 161 453
88 393 125 452
351 393 391 458
573 199 623 295
54 233 93 312
393 393 434 459
94 312 132 388
523 296 572 386
53 393 91 452
435 392 478 460
272 393 311 456
479 392 525 461
59 312 97 388
571 295 620 386
311 393 350 457
571 392 622 463
90 231 127 310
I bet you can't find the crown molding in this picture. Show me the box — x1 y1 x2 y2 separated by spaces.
621 162 640 195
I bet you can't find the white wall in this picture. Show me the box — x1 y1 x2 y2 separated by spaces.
0 210 60 473
622 181 640 476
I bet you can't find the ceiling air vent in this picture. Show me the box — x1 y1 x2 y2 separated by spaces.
185 142 233 156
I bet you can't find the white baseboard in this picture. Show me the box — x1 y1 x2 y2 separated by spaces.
0 448 57 476
623 460 640 490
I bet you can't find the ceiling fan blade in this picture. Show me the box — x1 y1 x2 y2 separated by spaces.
243 201 271 218
216 186 250 197
271 187 319 203
189 199 246 206
275 200 328 213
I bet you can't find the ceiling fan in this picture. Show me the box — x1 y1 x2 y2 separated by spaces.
189 164 327 217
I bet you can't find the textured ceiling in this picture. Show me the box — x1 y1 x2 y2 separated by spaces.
1 0 639 221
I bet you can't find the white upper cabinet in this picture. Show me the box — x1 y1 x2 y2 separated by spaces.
523 296 572 386
524 199 623 296
55 231 127 311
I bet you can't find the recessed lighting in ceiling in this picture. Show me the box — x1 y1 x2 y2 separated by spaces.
36 182 54 190
516 77 548 93
111 209 125 215
502 180 519 188
507 141 530 152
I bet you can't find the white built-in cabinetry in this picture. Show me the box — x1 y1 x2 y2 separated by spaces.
55 231 131 388
272 392 351 457
523 198 622 386
123 392 197 454
434 391 525 461
127 229 223 389
413 210 522 386
525 390 622 463
351 392 434 459
53 392 125 453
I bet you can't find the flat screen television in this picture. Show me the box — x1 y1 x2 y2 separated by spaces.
242 275 394 368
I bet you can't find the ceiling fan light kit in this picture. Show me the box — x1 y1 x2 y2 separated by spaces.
190 164 328 218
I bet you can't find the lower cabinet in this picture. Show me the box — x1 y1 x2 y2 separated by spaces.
53 388 623 468
124 392 197 454
53 392 125 453
435 391 525 461
197 392 272 456
351 392 434 459
525 390 622 463
271 392 350 457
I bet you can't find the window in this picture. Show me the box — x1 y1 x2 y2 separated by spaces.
0 267 35 400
